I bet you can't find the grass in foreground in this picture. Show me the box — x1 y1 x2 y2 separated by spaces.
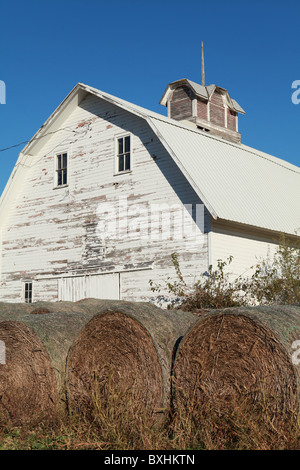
1 395 300 451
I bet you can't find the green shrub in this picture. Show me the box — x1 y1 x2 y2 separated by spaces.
150 253 246 310
240 234 300 305
150 234 300 310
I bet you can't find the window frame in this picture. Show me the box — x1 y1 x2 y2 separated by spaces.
114 134 132 175
54 152 69 188
23 281 33 304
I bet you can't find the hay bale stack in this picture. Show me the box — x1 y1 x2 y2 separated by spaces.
66 301 197 424
0 299 196 425
173 305 300 423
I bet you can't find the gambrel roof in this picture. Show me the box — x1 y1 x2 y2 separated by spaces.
1 83 299 236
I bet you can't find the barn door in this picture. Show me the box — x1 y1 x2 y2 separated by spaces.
58 273 119 302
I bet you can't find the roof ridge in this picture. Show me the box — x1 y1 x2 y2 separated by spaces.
83 84 299 175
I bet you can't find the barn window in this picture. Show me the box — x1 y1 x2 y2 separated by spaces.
56 153 68 186
116 135 131 173
23 282 33 303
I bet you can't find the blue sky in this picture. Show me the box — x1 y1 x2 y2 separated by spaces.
0 0 300 195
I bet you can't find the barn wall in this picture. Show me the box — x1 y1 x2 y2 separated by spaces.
0 94 209 304
210 219 280 280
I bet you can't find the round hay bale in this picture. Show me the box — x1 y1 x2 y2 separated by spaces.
0 300 110 403
0 320 58 426
66 302 197 425
173 305 300 424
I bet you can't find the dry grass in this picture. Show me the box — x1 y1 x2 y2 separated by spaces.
1 376 300 450
170 383 300 450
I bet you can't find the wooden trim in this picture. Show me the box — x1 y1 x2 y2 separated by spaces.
192 98 197 117
212 218 300 244
36 265 153 281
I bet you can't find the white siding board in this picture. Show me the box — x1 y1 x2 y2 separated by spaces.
210 221 280 280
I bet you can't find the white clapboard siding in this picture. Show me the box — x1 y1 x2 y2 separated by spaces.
210 221 279 280
0 93 209 304
58 273 119 302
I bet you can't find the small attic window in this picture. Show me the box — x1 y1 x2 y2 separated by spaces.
56 153 68 187
116 135 131 173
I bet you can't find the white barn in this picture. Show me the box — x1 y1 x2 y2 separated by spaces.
0 79 299 304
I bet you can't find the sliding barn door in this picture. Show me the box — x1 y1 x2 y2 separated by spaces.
58 273 119 302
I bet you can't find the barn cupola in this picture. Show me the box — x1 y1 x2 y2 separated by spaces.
159 43 245 144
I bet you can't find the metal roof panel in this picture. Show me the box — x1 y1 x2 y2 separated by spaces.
148 117 300 236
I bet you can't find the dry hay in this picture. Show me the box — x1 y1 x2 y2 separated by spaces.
0 300 100 423
66 311 162 422
30 308 51 315
174 305 300 424
0 299 197 426
66 303 197 424
0 320 58 426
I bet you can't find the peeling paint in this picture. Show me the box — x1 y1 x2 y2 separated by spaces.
0 95 208 303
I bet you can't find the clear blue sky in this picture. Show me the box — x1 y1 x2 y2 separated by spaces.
0 0 300 195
